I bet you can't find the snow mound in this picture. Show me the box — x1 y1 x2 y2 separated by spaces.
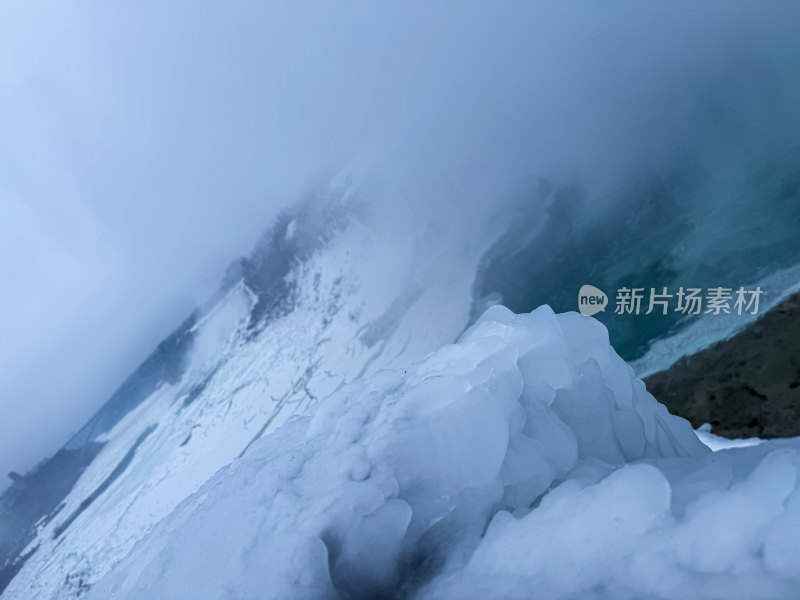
88 306 800 599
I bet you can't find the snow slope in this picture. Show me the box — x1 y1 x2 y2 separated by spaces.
1 174 507 599
4 165 798 599
85 305 800 600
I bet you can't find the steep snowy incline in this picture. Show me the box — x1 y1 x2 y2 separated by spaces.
83 306 798 600
1 183 507 599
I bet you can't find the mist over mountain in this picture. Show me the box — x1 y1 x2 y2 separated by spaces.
3 2 799 482
2 2 800 598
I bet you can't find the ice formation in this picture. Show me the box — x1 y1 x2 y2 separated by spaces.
87 306 800 599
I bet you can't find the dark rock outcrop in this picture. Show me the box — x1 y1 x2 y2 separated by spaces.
645 290 800 438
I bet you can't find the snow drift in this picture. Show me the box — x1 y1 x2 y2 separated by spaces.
85 305 800 599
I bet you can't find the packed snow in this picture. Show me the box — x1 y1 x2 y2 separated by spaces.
85 306 800 599
695 423 764 452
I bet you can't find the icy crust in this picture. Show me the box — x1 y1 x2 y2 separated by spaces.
89 307 800 599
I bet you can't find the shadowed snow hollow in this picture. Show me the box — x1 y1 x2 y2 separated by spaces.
88 307 800 600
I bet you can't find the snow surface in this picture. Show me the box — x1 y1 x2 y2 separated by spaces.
2 179 506 599
695 423 765 452
84 305 800 600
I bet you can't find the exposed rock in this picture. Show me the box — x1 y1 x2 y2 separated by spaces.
645 290 800 438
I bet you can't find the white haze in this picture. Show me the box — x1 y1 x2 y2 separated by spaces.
1 1 798 487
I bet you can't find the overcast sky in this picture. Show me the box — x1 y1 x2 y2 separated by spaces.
1 2 799 487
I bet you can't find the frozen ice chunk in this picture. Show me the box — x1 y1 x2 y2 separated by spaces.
89 306 800 600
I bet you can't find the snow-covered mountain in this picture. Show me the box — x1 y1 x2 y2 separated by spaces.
3 67 800 597
4 3 800 599
4 112 800 596
3 154 800 598
0 165 516 598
